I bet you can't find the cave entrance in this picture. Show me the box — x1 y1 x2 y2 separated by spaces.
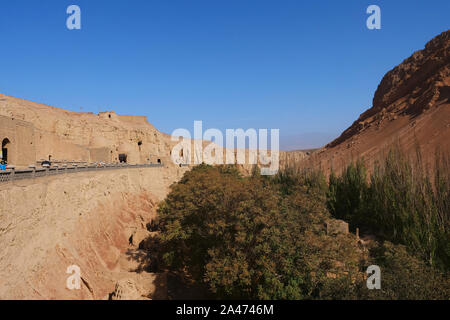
1 138 11 163
119 154 128 163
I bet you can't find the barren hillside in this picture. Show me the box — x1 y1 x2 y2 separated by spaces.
295 30 450 175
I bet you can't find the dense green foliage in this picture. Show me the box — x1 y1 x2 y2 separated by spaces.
156 164 364 299
327 149 450 270
362 242 450 300
149 160 449 300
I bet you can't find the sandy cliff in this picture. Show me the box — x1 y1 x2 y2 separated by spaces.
0 166 187 299
291 30 450 175
0 94 175 165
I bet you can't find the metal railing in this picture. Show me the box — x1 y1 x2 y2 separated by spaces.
0 163 164 184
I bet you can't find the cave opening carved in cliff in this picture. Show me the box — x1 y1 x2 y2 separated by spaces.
119 153 127 163
1 138 11 163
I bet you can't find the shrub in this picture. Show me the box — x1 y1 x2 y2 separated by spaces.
327 160 368 229
149 158 449 299
156 165 356 299
326 148 450 270
361 242 450 300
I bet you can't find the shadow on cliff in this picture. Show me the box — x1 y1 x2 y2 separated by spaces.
125 235 212 300
123 237 167 300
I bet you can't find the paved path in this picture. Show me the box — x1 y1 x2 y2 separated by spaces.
0 163 164 184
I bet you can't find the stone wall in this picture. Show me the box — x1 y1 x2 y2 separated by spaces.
0 94 178 167
0 115 36 166
89 147 113 163
34 129 90 163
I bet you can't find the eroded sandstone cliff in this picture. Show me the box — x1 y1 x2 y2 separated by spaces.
0 94 175 165
295 30 450 175
0 166 186 299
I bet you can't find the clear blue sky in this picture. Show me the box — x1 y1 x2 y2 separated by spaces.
0 1 448 150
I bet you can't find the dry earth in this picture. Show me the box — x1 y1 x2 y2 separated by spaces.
294 30 450 175
0 166 186 299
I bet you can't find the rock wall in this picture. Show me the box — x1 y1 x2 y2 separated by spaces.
0 165 187 299
291 30 450 176
0 95 176 166
0 115 36 166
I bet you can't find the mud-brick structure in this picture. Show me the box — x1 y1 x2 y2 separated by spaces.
0 115 36 166
0 113 93 166
0 94 175 167
0 93 277 171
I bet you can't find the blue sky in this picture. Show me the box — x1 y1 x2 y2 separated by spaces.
0 1 448 150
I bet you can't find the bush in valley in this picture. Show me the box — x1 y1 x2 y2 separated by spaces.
361 242 450 300
148 155 449 299
327 148 449 270
326 159 368 228
156 164 367 299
